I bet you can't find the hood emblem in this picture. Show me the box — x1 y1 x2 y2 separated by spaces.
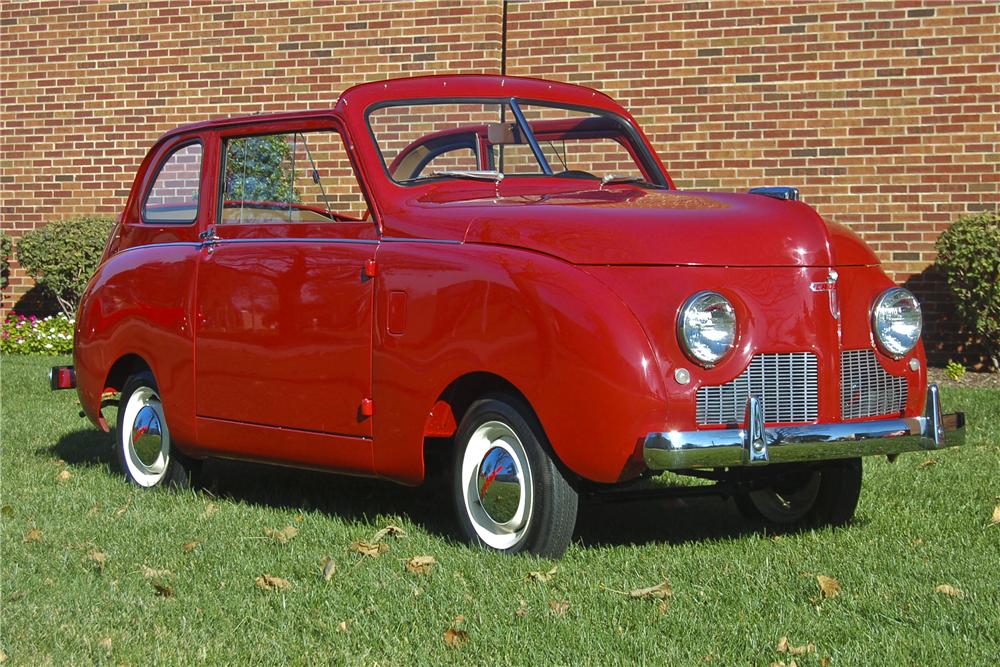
810 269 840 319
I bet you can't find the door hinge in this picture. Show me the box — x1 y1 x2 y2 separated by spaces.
363 259 378 278
360 398 374 417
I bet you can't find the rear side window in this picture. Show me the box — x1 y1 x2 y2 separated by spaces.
142 142 203 224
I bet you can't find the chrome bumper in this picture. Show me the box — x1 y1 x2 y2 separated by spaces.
644 384 965 470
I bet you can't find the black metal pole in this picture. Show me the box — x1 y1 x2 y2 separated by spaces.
500 0 508 76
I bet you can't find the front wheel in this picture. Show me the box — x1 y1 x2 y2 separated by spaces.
735 459 862 528
452 395 578 557
116 372 199 489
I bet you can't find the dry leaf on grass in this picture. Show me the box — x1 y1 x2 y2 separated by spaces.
350 540 389 557
817 575 840 599
629 579 673 600
255 574 291 591
919 458 937 469
57 470 71 481
548 599 570 616
934 584 964 598
777 637 815 655
85 549 108 571
0 649 8 662
991 505 1000 525
820 657 831 666
372 524 406 542
405 555 437 575
98 637 112 652
527 566 557 582
201 503 218 518
515 599 528 617
443 627 468 648
152 582 174 598
320 556 337 581
336 620 349 633
182 540 199 553
142 566 172 579
23 528 42 543
264 525 299 544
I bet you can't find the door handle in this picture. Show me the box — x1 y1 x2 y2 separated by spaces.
199 226 220 252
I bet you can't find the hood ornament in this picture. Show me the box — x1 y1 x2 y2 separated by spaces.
810 269 840 319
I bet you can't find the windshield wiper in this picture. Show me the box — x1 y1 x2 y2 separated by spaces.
600 174 665 190
432 170 504 183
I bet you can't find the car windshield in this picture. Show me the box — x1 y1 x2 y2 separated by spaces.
367 99 665 187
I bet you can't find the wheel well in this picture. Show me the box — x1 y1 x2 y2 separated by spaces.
422 371 539 483
104 354 151 393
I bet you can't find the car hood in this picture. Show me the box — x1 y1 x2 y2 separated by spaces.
449 187 877 267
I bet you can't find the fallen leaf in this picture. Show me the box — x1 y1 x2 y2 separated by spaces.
152 582 174 598
201 503 218 518
548 599 569 616
527 565 558 582
86 549 108 571
264 525 299 544
777 637 789 653
443 627 468 648
320 556 337 581
817 575 840 599
98 637 112 652
23 528 42 543
515 599 528 617
934 584 964 598
919 458 937 469
114 501 130 517
2 504 14 517
629 579 673 600
820 657 831 666
336 620 349 633
372 524 406 542
0 649 7 662
789 643 816 656
182 540 199 553
295 513 304 523
991 505 1000 525
405 555 437 575
350 540 389 558
57 470 71 481
142 566 171 578
255 574 291 591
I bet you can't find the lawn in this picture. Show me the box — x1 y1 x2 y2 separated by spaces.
2 354 998 665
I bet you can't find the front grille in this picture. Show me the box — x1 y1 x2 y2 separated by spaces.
840 349 908 419
696 352 819 425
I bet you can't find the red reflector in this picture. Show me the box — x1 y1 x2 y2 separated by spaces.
50 365 76 390
360 398 374 417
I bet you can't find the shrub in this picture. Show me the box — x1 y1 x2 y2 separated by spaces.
944 360 966 382
15 216 115 317
1 312 74 355
935 210 1000 372
0 233 11 290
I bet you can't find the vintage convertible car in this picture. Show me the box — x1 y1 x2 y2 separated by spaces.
55 75 964 557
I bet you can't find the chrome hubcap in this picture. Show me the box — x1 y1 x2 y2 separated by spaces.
477 446 522 524
132 405 163 467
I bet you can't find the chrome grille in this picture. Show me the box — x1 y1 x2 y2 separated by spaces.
840 349 908 419
696 353 819 425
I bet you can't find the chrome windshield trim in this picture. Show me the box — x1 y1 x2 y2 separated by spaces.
508 97 553 176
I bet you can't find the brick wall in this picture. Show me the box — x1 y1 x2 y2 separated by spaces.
2 0 997 364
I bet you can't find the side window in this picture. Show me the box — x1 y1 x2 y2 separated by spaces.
418 147 478 178
220 131 369 224
143 143 203 223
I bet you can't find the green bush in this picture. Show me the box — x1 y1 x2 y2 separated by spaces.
935 210 1000 372
224 135 299 203
0 233 11 290
944 360 966 382
15 216 115 317
1 312 74 355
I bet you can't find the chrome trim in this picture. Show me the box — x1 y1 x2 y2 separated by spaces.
748 186 799 201
645 383 964 470
840 348 907 420
870 287 922 359
697 352 818 425
676 290 737 368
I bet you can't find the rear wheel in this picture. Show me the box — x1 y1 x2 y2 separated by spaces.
452 395 578 557
116 372 199 489
735 459 862 528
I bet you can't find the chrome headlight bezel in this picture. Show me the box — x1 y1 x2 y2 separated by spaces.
677 291 737 367
871 287 922 359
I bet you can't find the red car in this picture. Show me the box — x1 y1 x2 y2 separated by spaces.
56 75 964 557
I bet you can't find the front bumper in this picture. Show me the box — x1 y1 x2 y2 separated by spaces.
644 384 965 470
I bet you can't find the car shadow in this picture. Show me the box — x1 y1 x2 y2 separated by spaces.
46 428 849 550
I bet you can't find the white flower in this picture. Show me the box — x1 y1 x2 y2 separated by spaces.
44 343 53 349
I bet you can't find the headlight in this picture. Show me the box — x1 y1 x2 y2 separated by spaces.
677 291 737 366
872 288 922 358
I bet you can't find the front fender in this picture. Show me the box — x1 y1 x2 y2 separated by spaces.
371 241 668 485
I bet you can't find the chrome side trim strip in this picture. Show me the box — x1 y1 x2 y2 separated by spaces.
645 384 965 470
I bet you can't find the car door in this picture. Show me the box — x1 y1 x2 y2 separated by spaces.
194 118 378 442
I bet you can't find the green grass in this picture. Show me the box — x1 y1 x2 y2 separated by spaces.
2 354 999 665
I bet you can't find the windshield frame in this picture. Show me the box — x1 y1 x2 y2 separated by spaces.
364 96 668 188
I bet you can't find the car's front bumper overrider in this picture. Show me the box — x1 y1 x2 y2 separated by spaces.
644 384 965 470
